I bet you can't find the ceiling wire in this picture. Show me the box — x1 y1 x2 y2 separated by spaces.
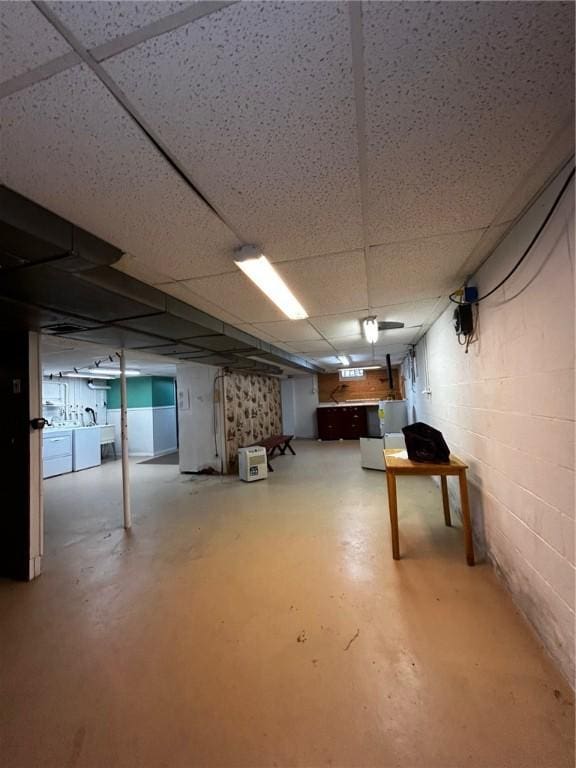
450 165 574 305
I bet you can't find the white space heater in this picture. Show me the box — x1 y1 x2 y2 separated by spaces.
238 446 268 482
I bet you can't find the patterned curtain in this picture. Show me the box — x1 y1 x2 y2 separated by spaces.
224 372 282 471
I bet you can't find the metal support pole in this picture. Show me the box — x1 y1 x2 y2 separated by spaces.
120 350 131 529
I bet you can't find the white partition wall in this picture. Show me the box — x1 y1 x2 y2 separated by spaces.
177 362 225 473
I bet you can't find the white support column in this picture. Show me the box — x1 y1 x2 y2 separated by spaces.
28 331 43 578
120 350 131 529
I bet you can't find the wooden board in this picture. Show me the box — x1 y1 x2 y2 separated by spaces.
318 367 401 403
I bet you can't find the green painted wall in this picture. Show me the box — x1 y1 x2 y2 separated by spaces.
107 376 175 409
152 377 176 407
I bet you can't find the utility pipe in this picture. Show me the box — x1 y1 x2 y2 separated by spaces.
120 350 131 529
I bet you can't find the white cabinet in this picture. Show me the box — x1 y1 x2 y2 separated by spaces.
43 430 73 478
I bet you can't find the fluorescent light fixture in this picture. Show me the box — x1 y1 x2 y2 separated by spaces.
86 367 141 377
63 372 115 379
234 246 308 320
362 365 383 370
362 317 379 344
337 355 350 366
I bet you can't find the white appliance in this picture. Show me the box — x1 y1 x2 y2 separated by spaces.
360 432 406 471
238 446 268 482
360 437 385 470
72 426 102 471
378 400 408 435
43 429 73 478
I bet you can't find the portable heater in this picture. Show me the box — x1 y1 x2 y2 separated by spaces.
238 446 268 482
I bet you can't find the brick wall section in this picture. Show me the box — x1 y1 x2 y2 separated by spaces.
403 166 574 683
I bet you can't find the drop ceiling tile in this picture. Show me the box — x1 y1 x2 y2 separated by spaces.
363 1 575 243
158 281 244 326
0 2 72 82
285 339 335 355
327 331 416 359
366 230 484 307
372 327 421 345
251 320 321 343
313 354 341 366
104 1 363 261
370 299 443 329
233 324 280 345
0 65 240 282
113 254 173 285
46 1 194 49
308 312 365 339
276 251 368 317
328 335 369 352
350 344 408 364
182 271 287 323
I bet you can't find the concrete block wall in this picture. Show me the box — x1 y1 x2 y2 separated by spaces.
403 165 574 683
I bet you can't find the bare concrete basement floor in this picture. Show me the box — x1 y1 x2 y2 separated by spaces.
1 441 574 768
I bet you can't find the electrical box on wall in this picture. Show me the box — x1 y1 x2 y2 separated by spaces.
453 304 474 335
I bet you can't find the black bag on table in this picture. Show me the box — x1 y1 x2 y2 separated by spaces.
402 422 450 464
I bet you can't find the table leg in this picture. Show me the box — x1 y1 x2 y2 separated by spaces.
286 441 296 455
458 470 475 566
386 470 400 560
441 475 451 526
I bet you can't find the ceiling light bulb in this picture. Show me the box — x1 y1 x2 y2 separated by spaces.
362 317 379 344
234 248 308 320
338 355 350 366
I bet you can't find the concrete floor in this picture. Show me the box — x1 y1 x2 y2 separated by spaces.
1 441 574 768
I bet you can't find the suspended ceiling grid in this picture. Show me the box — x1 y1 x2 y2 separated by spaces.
1 0 574 369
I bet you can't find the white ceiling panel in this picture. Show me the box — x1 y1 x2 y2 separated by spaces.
276 251 369 317
234 324 283 345
104 1 364 262
328 335 370 352
285 339 335 355
251 320 322 343
113 253 174 285
0 65 240 281
0 1 72 83
363 1 575 244
309 298 442 339
372 327 421 346
349 345 408 364
158 281 245 326
46 1 195 49
366 229 484 307
182 271 287 323
309 312 365 340
372 299 443 328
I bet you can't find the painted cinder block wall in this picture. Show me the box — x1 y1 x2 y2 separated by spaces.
403 166 574 683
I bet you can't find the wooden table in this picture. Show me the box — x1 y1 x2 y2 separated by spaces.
383 449 475 566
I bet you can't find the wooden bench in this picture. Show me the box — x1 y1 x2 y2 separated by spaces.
248 434 295 471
